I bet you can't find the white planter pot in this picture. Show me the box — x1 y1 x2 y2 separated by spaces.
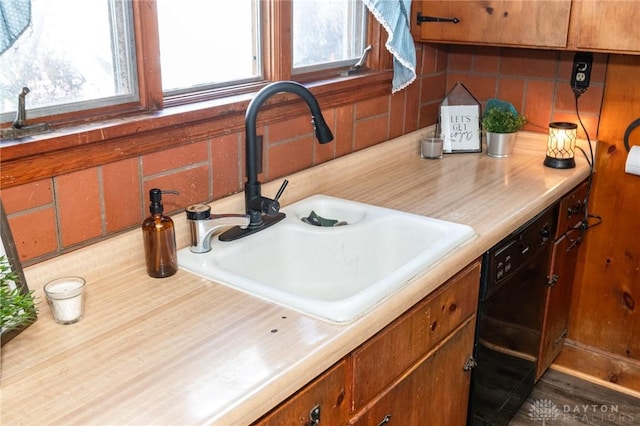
486 132 517 157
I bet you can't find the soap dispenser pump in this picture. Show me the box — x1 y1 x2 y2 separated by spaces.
142 188 179 278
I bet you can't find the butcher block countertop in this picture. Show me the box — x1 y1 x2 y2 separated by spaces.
1 129 591 425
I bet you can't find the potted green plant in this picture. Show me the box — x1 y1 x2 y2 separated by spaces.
1 255 37 336
482 106 526 157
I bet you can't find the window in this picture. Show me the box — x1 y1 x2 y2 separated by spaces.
292 0 367 74
157 0 261 94
0 0 137 123
1 1 391 189
1 0 370 127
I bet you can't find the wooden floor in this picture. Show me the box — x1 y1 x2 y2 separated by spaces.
510 368 640 425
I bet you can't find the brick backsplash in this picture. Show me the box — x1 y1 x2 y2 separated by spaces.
444 46 606 138
2 45 607 264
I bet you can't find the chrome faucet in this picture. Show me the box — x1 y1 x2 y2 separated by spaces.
186 204 250 253
219 81 334 241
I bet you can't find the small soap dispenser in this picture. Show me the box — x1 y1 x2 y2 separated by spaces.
142 188 179 278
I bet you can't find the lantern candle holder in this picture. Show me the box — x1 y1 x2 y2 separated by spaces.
544 122 577 169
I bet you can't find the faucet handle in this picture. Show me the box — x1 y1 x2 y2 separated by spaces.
264 179 289 216
186 204 211 220
274 179 289 202
251 179 289 217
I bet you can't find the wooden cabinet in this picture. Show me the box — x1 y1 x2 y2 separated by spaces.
253 261 481 425
537 234 580 379
536 180 588 379
412 1 640 54
412 0 572 48
253 360 349 425
349 260 479 425
554 179 589 240
349 318 476 426
349 261 479 412
569 1 640 54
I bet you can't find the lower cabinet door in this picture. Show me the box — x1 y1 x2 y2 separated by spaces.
537 234 581 379
349 317 476 426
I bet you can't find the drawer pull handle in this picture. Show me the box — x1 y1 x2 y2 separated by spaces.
307 404 320 426
377 414 392 425
416 12 460 24
554 328 568 346
567 201 584 217
546 274 559 287
463 355 477 371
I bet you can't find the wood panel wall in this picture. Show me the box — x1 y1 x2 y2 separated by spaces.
560 55 640 392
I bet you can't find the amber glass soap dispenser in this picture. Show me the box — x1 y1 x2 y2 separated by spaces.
142 188 179 278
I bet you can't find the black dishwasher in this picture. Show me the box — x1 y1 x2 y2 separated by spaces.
469 203 558 425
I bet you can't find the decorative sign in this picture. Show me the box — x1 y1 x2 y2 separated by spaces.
439 81 482 153
440 105 481 153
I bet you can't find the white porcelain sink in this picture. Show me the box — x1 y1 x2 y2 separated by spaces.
178 195 475 323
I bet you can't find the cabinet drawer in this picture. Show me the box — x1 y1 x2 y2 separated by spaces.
414 1 572 48
253 360 348 425
349 261 480 411
556 179 589 239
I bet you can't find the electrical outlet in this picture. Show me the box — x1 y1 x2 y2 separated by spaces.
571 52 593 92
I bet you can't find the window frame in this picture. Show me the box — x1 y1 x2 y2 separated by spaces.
0 1 393 189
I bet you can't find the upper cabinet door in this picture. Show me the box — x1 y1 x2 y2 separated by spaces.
573 1 640 53
414 0 572 48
